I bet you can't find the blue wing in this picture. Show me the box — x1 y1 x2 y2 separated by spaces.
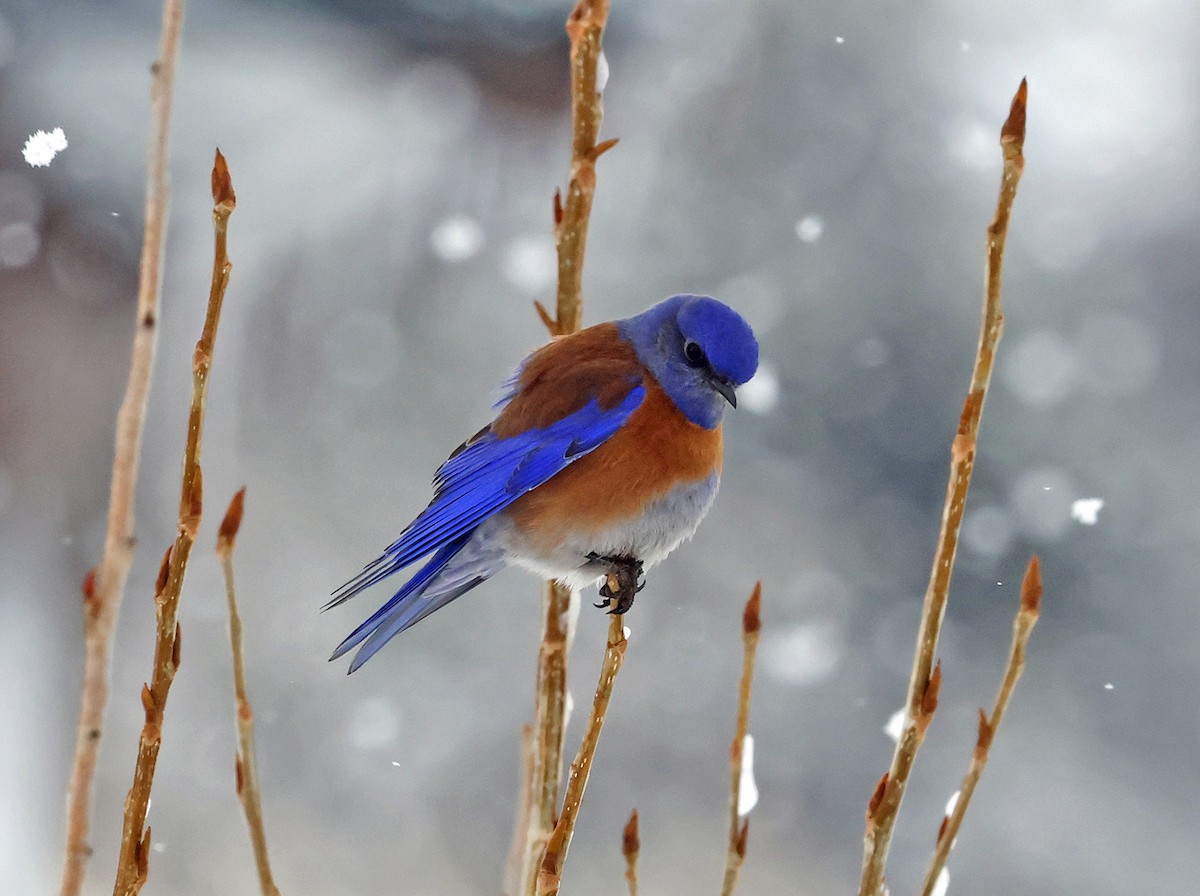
327 383 646 667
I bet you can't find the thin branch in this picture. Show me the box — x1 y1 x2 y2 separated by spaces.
919 556 1042 896
59 3 185 892
509 2 613 894
112 149 236 896
217 488 283 896
859 77 1028 896
622 810 640 896
721 583 762 896
536 614 628 896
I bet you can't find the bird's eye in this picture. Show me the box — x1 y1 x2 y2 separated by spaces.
683 340 708 369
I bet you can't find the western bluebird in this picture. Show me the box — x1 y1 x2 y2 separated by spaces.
328 294 759 672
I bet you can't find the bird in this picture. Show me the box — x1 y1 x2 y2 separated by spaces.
328 294 759 672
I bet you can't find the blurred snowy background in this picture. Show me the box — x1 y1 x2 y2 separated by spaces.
2 0 1198 893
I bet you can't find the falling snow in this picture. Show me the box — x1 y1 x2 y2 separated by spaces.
795 215 824 243
1071 497 1104 525
430 216 485 262
739 364 780 415
884 708 907 743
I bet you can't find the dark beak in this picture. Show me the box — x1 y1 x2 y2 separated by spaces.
713 377 737 408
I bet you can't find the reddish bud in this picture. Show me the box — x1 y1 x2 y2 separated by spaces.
217 487 246 555
212 148 237 209
622 810 639 859
742 582 762 635
1001 78 1028 151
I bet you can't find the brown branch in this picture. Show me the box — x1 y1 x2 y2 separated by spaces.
859 77 1028 896
622 810 640 896
721 584 762 896
112 149 236 896
59 3 185 893
509 3 613 894
536 614 628 896
217 488 282 896
919 556 1041 896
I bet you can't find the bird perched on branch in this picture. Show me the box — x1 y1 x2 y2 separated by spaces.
328 294 759 672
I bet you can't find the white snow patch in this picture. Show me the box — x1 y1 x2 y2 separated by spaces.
736 734 759 816
931 867 950 896
884 708 907 743
622 626 631 641
1071 497 1104 525
22 128 67 167
944 790 960 816
596 51 609 93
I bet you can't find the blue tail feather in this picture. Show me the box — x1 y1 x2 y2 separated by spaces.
330 529 505 672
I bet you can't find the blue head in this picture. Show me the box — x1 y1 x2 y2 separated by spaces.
618 295 759 429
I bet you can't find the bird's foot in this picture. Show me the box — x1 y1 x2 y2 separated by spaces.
589 554 644 615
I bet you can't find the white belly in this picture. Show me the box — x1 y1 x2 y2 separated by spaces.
492 473 720 591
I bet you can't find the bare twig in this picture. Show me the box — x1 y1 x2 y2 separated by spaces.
509 2 613 893
111 149 236 896
721 584 762 896
536 614 628 896
217 488 282 896
859 78 1028 896
622 810 640 896
919 556 1041 896
533 0 614 338
59 4 185 893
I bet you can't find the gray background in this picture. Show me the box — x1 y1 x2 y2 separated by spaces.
2 0 1197 893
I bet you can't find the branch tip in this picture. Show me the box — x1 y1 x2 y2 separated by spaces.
212 148 237 209
1000 78 1027 152
217 487 247 555
622 810 639 858
742 582 762 635
1020 555 1042 615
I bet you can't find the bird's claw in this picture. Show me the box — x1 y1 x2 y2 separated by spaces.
591 556 644 615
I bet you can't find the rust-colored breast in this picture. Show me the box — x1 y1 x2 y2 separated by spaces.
504 376 723 550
